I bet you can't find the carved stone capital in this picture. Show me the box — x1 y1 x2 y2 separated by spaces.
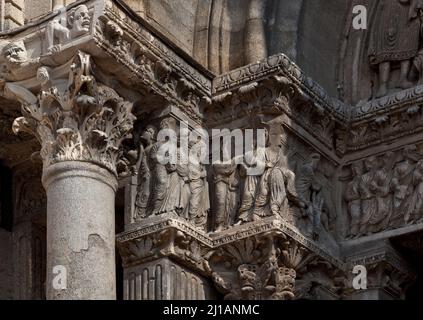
116 215 346 300
345 242 416 299
207 232 330 300
208 217 346 300
10 51 135 176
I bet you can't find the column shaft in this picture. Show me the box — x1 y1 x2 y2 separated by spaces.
43 161 117 300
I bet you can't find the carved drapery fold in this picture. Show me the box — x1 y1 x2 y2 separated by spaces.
1 0 422 301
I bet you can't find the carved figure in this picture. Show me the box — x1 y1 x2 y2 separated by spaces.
407 159 423 223
253 146 289 219
357 156 378 236
45 5 90 54
1 41 28 66
151 118 190 216
370 154 394 233
134 125 157 220
271 267 296 300
391 145 419 226
369 0 422 97
46 8 70 53
0 41 40 82
344 146 423 237
255 139 298 221
237 132 265 223
237 129 291 223
213 160 239 231
150 118 174 215
345 162 363 238
188 138 210 230
296 153 323 239
68 5 91 39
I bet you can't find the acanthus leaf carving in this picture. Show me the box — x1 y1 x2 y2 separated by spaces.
207 233 320 300
11 51 136 176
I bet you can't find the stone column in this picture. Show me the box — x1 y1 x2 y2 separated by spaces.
11 51 135 299
244 0 268 64
43 162 117 299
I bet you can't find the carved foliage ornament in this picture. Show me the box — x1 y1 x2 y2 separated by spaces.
118 228 209 273
11 51 136 175
206 233 316 300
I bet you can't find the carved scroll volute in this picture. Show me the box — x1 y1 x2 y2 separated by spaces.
11 51 136 176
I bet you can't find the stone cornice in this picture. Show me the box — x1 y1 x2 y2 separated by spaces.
212 54 350 122
116 215 346 271
98 0 213 95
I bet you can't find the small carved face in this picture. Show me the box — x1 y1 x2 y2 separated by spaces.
69 5 90 37
364 156 377 171
3 42 27 65
37 67 50 84
309 153 321 169
416 159 423 171
351 162 362 176
403 145 418 161
141 126 156 145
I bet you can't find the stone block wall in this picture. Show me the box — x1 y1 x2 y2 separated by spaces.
1 0 25 30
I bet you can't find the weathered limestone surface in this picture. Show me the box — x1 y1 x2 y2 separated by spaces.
0 229 13 300
1 0 423 301
43 161 117 299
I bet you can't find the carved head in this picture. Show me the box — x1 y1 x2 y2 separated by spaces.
68 5 91 38
255 126 270 148
140 125 157 145
238 264 257 290
403 144 419 161
159 117 177 131
37 67 51 84
106 21 123 38
2 41 27 65
363 156 377 172
351 161 362 177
